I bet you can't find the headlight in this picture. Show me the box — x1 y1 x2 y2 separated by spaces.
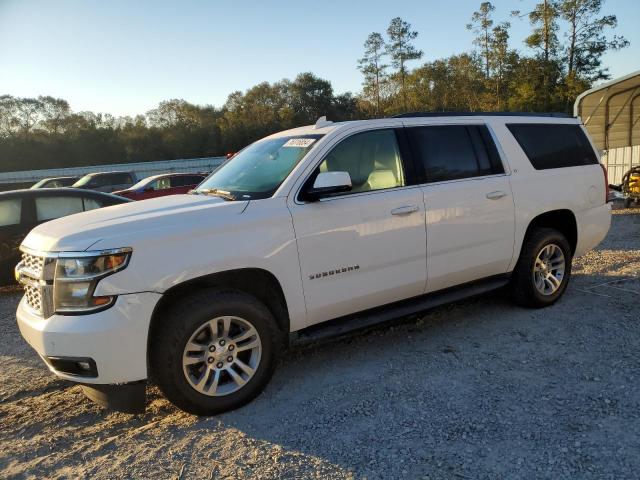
53 249 131 313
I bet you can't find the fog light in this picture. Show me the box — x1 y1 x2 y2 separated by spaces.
44 356 98 377
77 361 91 371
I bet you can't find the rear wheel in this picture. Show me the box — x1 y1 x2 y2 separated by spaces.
511 228 572 308
150 289 281 415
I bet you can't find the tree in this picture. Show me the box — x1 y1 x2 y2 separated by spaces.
489 22 516 110
39 96 71 134
288 72 335 124
467 2 495 78
14 97 43 136
0 95 18 137
146 99 202 128
358 32 388 115
559 0 629 82
512 1 561 110
386 17 423 111
521 0 560 63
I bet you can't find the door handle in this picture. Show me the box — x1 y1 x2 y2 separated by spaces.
391 205 419 215
486 191 508 200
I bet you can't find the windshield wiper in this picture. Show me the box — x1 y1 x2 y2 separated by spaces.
197 188 237 201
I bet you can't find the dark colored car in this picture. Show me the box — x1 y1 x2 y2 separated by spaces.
113 173 207 200
72 171 137 193
0 188 130 286
31 176 80 189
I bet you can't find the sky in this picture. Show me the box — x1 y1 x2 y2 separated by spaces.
1 0 638 117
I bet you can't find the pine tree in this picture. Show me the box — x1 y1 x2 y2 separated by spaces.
559 0 629 81
467 2 495 79
386 17 423 111
358 33 388 116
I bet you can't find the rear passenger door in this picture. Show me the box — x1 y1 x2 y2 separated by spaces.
405 123 515 292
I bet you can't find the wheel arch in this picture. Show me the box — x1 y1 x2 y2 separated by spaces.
522 209 578 254
147 268 290 356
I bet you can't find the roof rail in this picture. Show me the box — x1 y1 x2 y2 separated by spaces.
392 111 572 118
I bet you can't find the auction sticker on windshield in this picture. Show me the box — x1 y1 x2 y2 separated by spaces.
283 138 316 148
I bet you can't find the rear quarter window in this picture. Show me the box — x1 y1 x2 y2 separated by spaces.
507 123 598 170
0 198 22 227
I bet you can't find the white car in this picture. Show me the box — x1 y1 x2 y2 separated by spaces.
15 113 611 415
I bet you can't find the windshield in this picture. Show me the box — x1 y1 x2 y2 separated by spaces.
73 175 94 187
195 134 323 200
129 176 156 190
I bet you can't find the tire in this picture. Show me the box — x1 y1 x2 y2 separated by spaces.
511 227 572 308
150 289 281 415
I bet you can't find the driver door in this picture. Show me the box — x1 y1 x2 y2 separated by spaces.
288 127 427 328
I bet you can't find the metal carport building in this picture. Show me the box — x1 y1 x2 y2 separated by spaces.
574 70 640 184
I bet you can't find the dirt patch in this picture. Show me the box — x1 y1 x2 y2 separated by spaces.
1 208 639 479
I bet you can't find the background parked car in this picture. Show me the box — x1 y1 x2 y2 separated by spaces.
30 176 80 189
113 173 207 200
72 171 137 193
0 188 130 286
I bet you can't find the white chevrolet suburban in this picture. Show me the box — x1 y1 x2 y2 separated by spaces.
15 113 611 415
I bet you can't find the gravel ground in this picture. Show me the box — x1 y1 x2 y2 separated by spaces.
1 207 639 480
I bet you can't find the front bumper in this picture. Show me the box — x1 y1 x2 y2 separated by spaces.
16 291 161 384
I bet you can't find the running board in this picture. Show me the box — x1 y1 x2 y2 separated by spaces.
292 275 510 345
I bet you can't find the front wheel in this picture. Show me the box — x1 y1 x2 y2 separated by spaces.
511 228 572 308
150 289 281 415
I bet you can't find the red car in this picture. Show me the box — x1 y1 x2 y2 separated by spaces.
113 173 207 200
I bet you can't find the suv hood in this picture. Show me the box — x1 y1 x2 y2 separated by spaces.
22 194 248 252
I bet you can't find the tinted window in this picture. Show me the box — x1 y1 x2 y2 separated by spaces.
0 198 21 227
60 177 78 186
408 125 503 183
318 129 405 193
36 196 84 222
90 175 108 187
109 173 133 185
172 175 204 187
507 124 598 170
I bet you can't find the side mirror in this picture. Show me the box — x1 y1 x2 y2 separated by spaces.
303 171 352 201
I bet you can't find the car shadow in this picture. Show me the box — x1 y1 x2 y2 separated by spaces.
2 271 639 478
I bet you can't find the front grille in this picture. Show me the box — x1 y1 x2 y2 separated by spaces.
17 250 54 318
21 252 45 278
24 284 43 313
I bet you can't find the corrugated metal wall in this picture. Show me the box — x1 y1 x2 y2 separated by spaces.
603 145 640 184
0 157 225 188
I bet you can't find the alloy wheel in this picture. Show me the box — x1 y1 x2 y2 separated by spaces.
182 316 262 396
532 243 565 296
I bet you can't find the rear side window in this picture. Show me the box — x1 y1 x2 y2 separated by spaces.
174 175 205 187
170 176 191 187
0 198 22 227
110 173 133 184
83 197 104 211
507 124 598 170
407 125 504 183
36 196 84 222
